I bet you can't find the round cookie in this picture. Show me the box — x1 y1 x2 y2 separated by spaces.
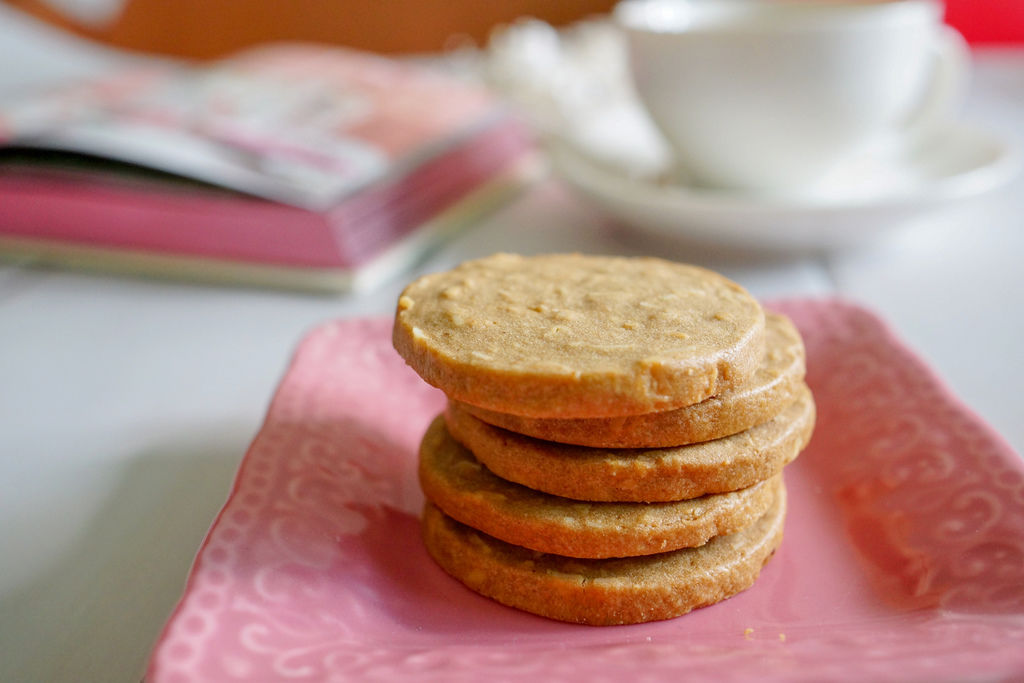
445 385 815 502
393 253 765 419
419 415 781 558
421 483 787 625
454 312 805 448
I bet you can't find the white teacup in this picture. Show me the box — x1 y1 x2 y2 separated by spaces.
615 0 969 195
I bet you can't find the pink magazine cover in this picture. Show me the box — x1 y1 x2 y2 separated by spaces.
0 44 534 291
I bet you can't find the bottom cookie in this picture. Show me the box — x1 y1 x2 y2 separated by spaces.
421 482 787 626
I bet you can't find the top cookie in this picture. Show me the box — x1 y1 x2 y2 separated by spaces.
393 253 765 418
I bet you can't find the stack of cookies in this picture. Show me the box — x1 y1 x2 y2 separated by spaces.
393 253 814 625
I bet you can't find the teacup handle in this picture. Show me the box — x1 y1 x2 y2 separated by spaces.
904 24 970 140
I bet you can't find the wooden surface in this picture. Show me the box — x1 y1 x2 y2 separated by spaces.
5 0 1022 60
5 0 618 57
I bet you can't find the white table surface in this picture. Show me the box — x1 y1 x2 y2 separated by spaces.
1 8 1022 682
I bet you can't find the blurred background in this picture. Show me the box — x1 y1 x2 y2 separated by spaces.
6 0 1024 57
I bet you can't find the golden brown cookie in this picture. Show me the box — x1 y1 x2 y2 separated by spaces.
445 385 814 502
419 415 781 558
393 253 765 418
453 312 805 447
421 482 787 625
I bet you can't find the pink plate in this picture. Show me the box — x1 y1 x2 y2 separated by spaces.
147 299 1024 682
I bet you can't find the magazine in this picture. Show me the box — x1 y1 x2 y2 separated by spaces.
0 44 534 291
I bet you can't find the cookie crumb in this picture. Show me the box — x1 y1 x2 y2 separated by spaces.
779 633 786 642
744 627 754 640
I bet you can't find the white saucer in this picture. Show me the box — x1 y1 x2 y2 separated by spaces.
548 123 1019 252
